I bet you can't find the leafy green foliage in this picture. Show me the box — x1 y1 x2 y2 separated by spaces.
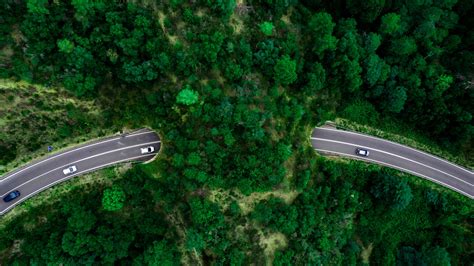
342 100 380 125
365 33 382 53
380 13 402 35
390 36 417 56
57 39 74 54
370 174 413 210
186 229 205 252
26 0 49 14
396 245 451 266
0 142 17 166
64 74 96 96
205 0 236 18
186 152 201 166
254 39 281 77
0 168 180 264
140 241 180 266
422 246 451 266
365 54 390 86
274 55 297 85
347 0 385 23
384 86 407 113
435 74 454 96
176 86 199 105
308 12 337 57
303 62 326 95
102 185 126 211
251 197 298 234
1 0 472 265
260 21 274 36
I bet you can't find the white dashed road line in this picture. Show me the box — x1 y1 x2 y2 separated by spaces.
0 154 156 215
316 127 472 174
312 137 473 187
1 141 160 197
0 130 156 182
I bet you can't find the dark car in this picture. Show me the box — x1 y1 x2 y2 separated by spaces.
3 190 20 203
355 148 370 157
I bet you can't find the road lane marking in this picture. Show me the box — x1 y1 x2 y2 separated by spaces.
314 148 474 199
312 137 473 187
314 127 473 174
0 141 160 197
0 131 159 182
0 154 154 215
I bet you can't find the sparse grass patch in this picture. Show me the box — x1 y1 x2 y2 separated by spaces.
229 0 249 34
259 231 287 265
239 190 299 215
283 152 297 183
0 45 14 61
360 242 373 264
230 13 245 34
0 80 113 175
140 158 162 179
209 188 299 215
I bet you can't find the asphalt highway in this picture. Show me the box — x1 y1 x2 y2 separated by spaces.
1 126 471 215
312 127 474 199
0 129 160 215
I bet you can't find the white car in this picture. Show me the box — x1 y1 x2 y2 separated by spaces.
63 165 77 175
141 146 155 154
355 148 369 157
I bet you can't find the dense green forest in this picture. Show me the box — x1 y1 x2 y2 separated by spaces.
0 0 472 265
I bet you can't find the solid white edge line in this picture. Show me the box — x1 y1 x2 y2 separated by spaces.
0 130 157 182
0 141 160 197
315 127 473 174
0 130 158 182
314 148 474 199
312 137 473 187
0 154 154 215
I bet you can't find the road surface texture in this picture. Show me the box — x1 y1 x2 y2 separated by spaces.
0 129 160 215
312 127 474 199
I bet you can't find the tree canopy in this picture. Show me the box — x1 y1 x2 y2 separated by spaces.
274 55 297 85
0 0 472 265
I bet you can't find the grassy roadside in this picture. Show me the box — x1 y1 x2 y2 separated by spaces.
0 128 120 177
0 79 119 176
331 118 473 169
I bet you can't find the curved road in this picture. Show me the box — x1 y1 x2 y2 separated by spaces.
311 127 474 199
0 129 160 215
1 126 471 215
